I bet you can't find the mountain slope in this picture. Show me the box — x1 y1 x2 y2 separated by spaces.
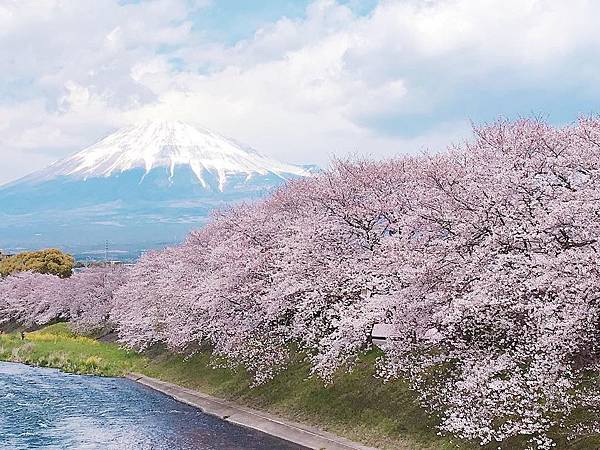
0 121 312 256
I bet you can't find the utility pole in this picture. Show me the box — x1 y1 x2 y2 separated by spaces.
105 240 109 265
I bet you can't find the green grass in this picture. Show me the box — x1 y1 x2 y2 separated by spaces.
2 324 600 449
141 349 471 450
0 323 147 376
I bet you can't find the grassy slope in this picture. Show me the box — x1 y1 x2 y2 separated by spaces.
0 324 144 376
0 324 598 450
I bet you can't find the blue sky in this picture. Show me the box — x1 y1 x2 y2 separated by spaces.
170 0 378 43
189 1 316 42
1 0 600 184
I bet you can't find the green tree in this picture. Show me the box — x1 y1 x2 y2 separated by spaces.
0 248 75 278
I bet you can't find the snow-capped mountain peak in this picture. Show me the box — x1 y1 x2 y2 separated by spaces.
20 121 309 191
0 121 315 251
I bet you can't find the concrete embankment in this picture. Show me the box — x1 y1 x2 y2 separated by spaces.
126 373 377 450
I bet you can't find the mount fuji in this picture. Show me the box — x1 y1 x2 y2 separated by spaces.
0 121 313 257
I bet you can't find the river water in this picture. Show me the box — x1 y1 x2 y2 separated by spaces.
0 362 305 450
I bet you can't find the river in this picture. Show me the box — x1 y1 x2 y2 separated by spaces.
0 362 306 449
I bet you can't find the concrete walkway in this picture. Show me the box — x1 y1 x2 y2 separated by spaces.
126 373 377 450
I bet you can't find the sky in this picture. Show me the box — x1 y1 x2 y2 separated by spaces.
1 0 600 184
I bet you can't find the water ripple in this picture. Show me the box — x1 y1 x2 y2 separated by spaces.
0 362 305 450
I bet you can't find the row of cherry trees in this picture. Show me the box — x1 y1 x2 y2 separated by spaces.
0 266 128 333
112 118 600 449
2 118 600 448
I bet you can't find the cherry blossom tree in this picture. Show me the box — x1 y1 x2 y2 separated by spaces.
377 119 600 448
0 266 128 332
65 266 129 333
0 271 66 327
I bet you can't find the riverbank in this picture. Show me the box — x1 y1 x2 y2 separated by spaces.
3 325 598 450
128 372 374 450
0 324 468 450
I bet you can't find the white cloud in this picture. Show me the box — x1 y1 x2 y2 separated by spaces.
2 0 600 184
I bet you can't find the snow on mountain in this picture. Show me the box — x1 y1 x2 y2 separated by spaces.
17 121 308 191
